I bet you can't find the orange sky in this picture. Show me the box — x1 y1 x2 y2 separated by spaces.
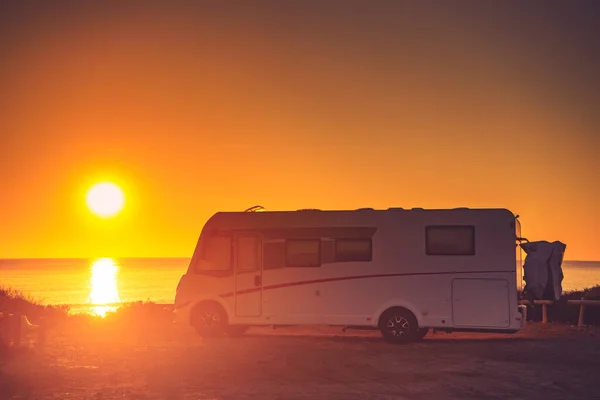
1 2 598 260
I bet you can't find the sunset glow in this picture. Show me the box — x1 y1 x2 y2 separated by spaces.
88 258 121 317
1 2 598 261
86 182 125 218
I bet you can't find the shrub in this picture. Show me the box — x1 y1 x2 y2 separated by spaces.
525 285 600 325
0 286 69 326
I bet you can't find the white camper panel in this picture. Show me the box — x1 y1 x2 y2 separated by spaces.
174 208 524 341
452 278 511 327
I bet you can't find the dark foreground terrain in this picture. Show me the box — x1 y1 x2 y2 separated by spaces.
1 323 599 400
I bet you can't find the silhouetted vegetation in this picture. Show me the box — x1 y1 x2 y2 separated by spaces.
0 285 69 325
3 283 600 334
545 286 600 325
523 285 600 325
58 301 176 342
2 287 175 355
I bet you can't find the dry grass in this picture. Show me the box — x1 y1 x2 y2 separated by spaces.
0 286 69 326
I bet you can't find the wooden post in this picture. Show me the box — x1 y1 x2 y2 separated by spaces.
578 304 586 330
542 303 548 324
567 300 600 330
534 301 555 324
524 300 553 324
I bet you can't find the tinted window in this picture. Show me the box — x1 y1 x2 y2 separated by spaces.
335 238 372 262
426 226 475 255
286 239 321 267
200 236 232 270
264 242 285 270
236 236 260 272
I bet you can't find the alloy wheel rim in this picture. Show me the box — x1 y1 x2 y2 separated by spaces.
200 311 220 328
386 316 410 337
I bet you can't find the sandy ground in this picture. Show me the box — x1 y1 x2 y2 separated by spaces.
1 323 600 400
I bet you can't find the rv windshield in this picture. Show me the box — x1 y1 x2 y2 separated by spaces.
197 235 231 272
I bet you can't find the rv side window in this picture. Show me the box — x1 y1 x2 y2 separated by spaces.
286 239 321 267
425 225 475 256
264 241 285 270
335 238 372 262
200 235 232 271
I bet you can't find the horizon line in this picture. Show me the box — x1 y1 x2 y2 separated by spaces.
0 257 598 263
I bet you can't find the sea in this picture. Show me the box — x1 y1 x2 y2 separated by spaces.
1 258 599 315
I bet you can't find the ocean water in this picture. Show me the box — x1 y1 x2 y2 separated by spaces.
0 258 188 315
0 258 599 315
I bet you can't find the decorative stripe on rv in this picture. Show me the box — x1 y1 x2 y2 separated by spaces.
219 270 514 298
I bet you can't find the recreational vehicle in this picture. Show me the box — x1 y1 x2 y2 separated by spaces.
173 207 527 343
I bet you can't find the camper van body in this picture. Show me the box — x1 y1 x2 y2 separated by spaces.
173 207 525 342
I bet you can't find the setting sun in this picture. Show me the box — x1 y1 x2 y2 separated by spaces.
86 182 125 218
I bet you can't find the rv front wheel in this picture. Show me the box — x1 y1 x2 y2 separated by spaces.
191 302 227 337
379 307 418 344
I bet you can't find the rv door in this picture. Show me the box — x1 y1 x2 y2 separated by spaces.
233 232 263 317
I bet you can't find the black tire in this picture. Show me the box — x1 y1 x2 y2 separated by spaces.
190 302 227 337
415 327 429 340
226 325 249 337
379 307 419 344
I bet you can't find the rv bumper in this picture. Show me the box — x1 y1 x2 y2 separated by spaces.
517 305 527 329
173 300 192 326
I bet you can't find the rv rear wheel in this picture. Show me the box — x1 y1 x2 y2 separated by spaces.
191 302 227 337
379 307 418 344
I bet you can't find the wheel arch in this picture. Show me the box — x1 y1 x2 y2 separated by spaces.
188 296 232 326
373 300 423 328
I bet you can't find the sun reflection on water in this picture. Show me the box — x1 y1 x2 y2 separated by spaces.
88 258 121 317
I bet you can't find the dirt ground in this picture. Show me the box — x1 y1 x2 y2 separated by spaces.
1 323 600 400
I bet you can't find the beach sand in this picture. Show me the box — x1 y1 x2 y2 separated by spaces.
1 323 599 400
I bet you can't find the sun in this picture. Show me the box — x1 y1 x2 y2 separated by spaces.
86 182 125 218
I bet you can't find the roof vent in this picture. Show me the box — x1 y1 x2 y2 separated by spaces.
244 205 265 212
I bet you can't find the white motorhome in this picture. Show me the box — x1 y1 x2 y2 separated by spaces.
173 206 527 343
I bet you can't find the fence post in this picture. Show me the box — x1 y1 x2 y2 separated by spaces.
542 303 548 324
577 304 586 330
